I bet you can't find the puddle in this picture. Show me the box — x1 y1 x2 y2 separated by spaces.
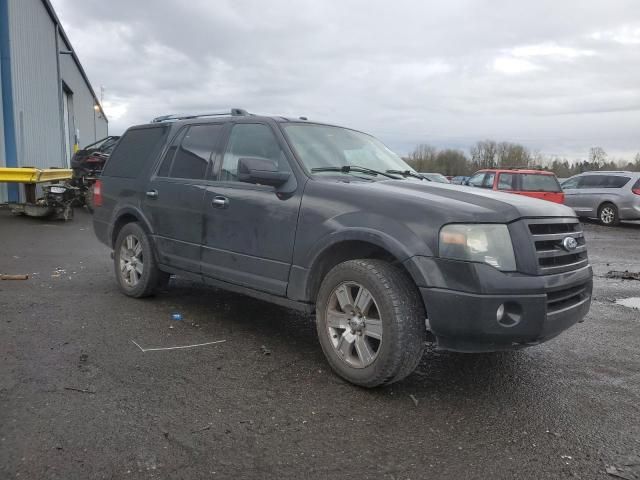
615 298 640 310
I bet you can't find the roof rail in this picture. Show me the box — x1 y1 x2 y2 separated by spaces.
583 170 633 174
151 108 250 123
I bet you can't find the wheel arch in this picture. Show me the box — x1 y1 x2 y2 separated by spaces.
109 206 154 248
301 234 422 305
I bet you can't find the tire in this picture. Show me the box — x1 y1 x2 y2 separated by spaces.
84 185 94 214
113 222 169 298
315 259 426 388
598 202 619 226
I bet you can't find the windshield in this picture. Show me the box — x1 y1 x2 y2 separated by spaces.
282 124 414 175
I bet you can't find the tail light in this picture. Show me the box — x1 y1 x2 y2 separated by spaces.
633 180 640 195
93 180 103 207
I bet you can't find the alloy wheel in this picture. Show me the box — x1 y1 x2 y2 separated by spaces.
119 234 144 286
326 282 383 368
600 206 615 225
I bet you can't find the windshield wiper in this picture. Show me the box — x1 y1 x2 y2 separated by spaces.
386 169 427 180
311 165 401 179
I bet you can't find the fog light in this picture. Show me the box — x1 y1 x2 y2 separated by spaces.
496 304 505 322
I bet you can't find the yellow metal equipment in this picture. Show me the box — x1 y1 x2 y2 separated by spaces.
0 167 73 183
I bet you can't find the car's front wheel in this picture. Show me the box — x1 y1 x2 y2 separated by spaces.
315 259 426 387
113 222 169 298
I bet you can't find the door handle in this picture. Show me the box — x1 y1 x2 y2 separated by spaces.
212 196 229 208
146 190 158 199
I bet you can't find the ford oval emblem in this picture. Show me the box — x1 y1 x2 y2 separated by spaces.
562 237 578 251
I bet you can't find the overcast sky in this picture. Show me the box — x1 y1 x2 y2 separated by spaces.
51 0 640 160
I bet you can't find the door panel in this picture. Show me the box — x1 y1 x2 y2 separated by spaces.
202 185 301 295
143 124 223 273
201 122 301 296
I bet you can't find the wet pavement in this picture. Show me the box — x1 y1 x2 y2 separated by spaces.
1 208 639 479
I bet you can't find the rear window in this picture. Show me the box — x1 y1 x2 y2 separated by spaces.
518 174 561 192
102 126 168 178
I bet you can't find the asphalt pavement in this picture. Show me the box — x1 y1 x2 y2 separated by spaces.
1 207 639 479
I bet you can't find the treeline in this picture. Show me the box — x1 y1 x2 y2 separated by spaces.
404 141 640 178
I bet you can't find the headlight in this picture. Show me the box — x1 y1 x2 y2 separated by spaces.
439 224 516 271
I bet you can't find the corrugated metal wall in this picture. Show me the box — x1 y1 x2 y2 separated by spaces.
8 0 62 170
0 0 109 203
58 32 108 151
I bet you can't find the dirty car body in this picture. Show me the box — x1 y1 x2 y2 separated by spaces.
93 110 593 386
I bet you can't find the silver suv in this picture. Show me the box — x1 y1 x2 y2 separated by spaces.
562 171 640 226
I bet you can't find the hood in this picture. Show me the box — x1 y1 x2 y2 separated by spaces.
323 177 576 223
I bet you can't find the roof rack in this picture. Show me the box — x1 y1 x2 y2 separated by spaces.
151 108 250 123
583 170 633 174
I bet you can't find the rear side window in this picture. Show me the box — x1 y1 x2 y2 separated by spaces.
497 173 514 190
102 126 168 178
518 174 561 192
602 176 631 188
168 124 223 180
578 174 630 188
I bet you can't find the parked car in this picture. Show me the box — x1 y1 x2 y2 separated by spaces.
419 172 450 183
467 169 564 204
450 175 469 185
93 109 592 387
561 171 640 226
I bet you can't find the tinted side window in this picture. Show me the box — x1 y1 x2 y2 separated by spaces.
169 124 222 180
467 173 486 187
604 176 631 188
483 172 496 188
580 175 607 188
519 174 561 192
103 126 168 178
498 173 514 190
156 129 187 177
219 124 290 182
561 177 579 189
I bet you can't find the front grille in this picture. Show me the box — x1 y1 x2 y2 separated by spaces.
546 282 590 313
527 219 589 274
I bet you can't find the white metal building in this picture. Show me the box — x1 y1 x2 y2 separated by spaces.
0 0 108 202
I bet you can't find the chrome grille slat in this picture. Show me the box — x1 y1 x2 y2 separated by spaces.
527 219 588 275
536 244 588 258
530 231 584 242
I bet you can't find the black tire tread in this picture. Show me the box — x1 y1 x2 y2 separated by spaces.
316 259 425 387
114 222 169 298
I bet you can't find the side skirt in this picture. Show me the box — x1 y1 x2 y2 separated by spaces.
158 263 315 314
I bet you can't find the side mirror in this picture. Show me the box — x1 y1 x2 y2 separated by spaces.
237 157 291 187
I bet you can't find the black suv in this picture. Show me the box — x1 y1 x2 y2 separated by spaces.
93 109 593 387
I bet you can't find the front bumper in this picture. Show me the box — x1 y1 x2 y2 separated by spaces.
406 257 593 352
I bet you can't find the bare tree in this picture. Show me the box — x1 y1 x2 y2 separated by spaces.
470 140 498 169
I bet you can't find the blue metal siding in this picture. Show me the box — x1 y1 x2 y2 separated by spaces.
0 0 18 201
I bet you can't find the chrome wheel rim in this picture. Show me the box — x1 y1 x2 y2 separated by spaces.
326 282 383 369
601 207 615 224
119 234 144 286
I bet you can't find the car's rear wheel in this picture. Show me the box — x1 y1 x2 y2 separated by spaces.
598 202 619 226
315 259 426 388
114 222 169 297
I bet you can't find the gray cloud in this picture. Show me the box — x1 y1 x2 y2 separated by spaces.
51 0 640 160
